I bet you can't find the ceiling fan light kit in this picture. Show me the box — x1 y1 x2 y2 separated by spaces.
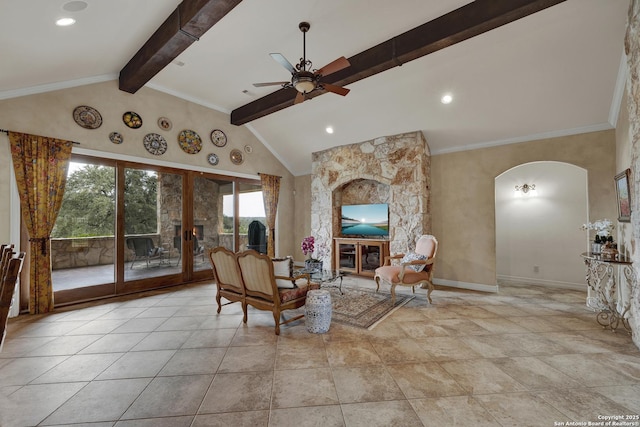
253 21 351 104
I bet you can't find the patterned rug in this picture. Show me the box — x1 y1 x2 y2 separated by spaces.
328 286 414 330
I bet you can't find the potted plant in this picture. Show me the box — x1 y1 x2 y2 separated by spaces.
581 219 615 255
301 236 327 272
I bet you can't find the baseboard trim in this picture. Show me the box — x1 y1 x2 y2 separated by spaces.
433 278 498 293
497 275 586 291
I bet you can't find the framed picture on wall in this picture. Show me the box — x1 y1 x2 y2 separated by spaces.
614 168 631 222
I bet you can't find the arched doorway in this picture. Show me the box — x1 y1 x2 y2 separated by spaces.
495 161 588 288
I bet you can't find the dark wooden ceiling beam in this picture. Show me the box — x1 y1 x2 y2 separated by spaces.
230 0 566 126
119 0 242 94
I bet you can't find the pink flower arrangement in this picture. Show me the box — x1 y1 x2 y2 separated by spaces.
301 236 328 262
301 236 315 258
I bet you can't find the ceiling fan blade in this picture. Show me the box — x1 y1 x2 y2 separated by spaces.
322 83 350 96
252 81 289 87
270 53 296 74
294 91 305 104
316 56 350 76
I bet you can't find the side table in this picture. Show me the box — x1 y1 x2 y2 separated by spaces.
581 252 636 334
305 289 332 333
295 269 347 294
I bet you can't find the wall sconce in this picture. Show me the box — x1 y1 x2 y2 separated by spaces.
514 183 536 196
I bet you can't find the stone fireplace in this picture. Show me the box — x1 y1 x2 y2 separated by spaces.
626 0 640 349
311 131 431 267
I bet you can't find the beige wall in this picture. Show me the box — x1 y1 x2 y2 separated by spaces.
293 130 617 287
293 174 312 264
0 81 296 258
431 130 616 286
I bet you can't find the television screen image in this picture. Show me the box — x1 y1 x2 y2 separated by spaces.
341 203 389 237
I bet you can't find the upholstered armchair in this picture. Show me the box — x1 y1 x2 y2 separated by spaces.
208 247 246 321
374 235 438 303
237 250 318 335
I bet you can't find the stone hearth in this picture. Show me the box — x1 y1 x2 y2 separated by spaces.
311 131 431 267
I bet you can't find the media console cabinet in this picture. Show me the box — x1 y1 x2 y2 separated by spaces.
334 238 389 277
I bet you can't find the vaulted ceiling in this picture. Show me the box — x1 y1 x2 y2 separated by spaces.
0 0 630 175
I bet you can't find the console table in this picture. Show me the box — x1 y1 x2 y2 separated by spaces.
581 252 636 334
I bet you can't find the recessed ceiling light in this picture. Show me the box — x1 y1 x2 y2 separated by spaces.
441 94 453 104
62 1 88 12
56 17 76 26
325 126 334 134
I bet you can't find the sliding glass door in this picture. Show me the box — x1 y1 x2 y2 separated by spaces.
50 155 263 305
122 167 183 289
52 159 116 301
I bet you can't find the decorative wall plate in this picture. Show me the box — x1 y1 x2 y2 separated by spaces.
123 111 143 129
178 129 202 154
143 133 167 155
73 105 102 129
207 153 219 166
244 144 253 154
230 148 244 165
157 116 172 131
210 129 227 147
109 131 123 144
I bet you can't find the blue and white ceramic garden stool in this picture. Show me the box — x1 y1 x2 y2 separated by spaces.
305 289 332 333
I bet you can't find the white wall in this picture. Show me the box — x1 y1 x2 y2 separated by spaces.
496 161 588 288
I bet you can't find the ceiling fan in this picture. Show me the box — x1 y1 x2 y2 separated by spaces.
253 22 351 105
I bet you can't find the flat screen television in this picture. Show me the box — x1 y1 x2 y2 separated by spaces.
341 203 389 237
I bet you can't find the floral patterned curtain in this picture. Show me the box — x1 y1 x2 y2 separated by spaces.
8 131 73 314
260 173 281 258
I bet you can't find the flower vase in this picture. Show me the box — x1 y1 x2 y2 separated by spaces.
305 259 323 272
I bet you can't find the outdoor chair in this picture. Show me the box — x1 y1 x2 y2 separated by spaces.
374 234 438 303
126 236 164 269
174 235 205 266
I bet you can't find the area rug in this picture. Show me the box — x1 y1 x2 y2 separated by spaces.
328 286 414 330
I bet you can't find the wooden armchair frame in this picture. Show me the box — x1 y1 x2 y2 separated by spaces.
374 235 438 303
237 250 314 335
208 247 246 321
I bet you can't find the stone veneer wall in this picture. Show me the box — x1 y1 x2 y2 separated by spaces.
159 174 220 252
311 131 431 267
626 0 640 348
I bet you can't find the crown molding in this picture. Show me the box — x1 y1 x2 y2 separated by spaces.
430 122 614 156
608 49 628 127
0 74 117 100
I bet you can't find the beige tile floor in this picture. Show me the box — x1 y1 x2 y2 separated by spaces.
1 277 640 427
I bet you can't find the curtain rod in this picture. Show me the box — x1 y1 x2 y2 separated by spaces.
0 129 81 145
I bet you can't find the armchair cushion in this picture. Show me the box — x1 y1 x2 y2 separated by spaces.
279 282 320 303
376 265 431 285
272 256 295 288
401 251 427 272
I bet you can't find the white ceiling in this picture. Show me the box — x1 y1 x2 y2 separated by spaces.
0 0 630 176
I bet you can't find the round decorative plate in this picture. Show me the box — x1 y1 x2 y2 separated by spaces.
244 144 253 154
210 129 227 147
73 105 102 129
123 111 143 129
109 131 123 144
207 153 219 166
230 148 244 165
178 129 202 154
157 116 172 131
143 133 167 155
